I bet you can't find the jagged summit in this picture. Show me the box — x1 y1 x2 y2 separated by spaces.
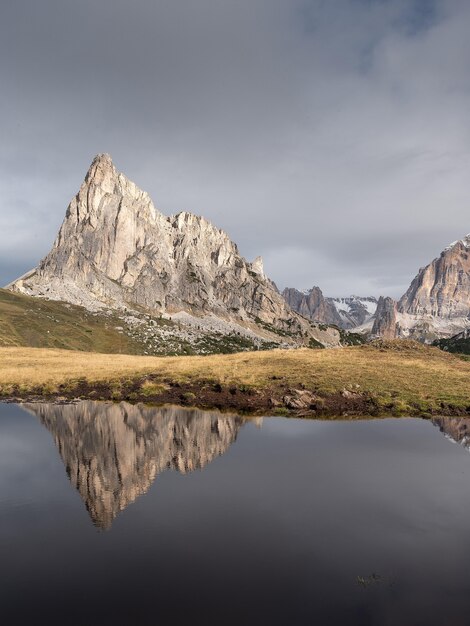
8 154 341 347
445 234 470 251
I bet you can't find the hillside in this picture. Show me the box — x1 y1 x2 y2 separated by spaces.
1 341 469 417
0 288 289 355
0 288 143 353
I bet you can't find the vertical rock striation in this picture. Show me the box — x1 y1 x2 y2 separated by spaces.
399 236 470 318
372 235 470 341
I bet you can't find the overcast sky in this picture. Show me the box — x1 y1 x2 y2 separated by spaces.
1 0 469 297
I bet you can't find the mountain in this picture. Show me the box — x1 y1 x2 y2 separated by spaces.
399 236 470 319
24 401 247 529
282 287 377 330
0 287 281 355
373 235 470 341
7 154 342 349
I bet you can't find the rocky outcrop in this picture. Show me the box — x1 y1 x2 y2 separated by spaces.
282 288 377 330
8 154 341 348
24 401 246 529
371 296 397 339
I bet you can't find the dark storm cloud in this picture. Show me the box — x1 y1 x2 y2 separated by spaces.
1 0 470 296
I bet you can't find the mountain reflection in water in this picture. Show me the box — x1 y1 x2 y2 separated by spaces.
23 402 251 529
19 402 470 531
432 417 470 450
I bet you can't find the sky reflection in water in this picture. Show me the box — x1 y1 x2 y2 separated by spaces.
1 402 470 626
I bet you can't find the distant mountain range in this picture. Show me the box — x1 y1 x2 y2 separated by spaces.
284 236 470 342
5 153 470 348
282 288 377 330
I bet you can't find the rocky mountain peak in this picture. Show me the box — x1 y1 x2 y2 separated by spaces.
83 152 118 194
399 233 470 319
8 154 342 347
369 231 470 341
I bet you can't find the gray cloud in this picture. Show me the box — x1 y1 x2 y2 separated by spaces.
1 0 470 295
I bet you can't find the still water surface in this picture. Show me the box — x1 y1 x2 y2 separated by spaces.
1 401 470 625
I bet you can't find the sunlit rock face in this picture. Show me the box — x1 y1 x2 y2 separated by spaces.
371 236 470 341
399 237 470 319
24 402 246 529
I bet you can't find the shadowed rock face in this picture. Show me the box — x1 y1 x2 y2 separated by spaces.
371 296 397 339
24 402 246 529
282 286 344 327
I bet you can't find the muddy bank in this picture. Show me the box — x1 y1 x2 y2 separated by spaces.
2 375 470 418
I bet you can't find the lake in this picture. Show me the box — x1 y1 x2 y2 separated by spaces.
1 401 470 625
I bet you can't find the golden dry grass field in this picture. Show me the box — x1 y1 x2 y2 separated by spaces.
1 341 469 415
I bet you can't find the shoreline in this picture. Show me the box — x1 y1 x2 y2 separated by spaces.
1 342 470 418
2 377 469 418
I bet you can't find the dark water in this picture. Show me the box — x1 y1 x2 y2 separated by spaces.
2 403 470 626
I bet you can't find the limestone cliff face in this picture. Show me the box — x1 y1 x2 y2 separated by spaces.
371 236 470 341
371 296 397 339
24 401 246 529
9 154 296 328
399 236 470 318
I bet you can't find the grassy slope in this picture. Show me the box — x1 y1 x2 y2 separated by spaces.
0 288 143 353
1 341 469 415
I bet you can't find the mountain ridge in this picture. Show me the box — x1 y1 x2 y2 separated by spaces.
282 286 378 330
